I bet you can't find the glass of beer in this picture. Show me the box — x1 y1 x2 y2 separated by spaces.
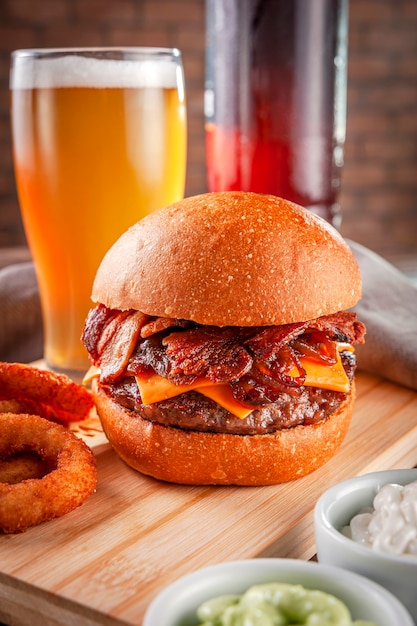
205 0 348 228
10 47 187 379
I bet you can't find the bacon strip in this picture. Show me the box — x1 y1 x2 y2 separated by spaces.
100 311 149 382
82 306 149 382
82 306 366 399
82 304 119 362
308 312 366 344
245 322 307 360
140 317 192 338
245 312 365 362
162 327 253 384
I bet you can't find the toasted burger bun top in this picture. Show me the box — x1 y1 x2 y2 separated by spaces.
92 191 362 326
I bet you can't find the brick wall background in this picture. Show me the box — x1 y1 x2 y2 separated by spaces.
341 0 417 258
0 0 416 260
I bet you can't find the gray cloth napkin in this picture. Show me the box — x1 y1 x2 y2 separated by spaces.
0 262 43 363
348 240 417 391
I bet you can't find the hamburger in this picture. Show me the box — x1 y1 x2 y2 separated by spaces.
82 191 365 485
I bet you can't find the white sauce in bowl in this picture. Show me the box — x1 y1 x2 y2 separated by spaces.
344 480 417 557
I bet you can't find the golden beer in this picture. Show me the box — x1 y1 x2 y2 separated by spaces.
11 49 186 376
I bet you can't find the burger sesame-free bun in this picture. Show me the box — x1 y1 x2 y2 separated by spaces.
92 379 355 486
92 192 361 326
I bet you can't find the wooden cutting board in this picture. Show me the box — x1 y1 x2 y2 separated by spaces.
1 371 417 626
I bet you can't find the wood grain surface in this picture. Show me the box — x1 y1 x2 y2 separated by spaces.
1 371 417 626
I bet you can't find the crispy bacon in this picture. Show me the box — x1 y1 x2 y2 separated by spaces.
140 317 193 338
245 312 365 362
99 311 149 382
308 312 366 344
162 327 253 384
82 305 366 404
128 334 172 381
82 306 149 382
244 322 307 360
82 304 119 362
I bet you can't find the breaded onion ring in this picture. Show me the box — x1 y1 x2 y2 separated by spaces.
0 450 51 484
0 413 97 533
0 362 94 424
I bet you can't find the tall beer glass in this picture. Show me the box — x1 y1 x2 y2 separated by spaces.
10 48 187 379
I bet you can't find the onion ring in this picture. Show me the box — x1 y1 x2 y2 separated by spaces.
0 450 51 484
0 362 94 424
0 413 97 534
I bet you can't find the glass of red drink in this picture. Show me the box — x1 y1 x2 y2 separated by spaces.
205 0 348 228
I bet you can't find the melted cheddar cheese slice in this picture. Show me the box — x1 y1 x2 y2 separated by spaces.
85 344 354 419
136 373 217 405
136 374 254 419
135 345 353 419
291 349 351 393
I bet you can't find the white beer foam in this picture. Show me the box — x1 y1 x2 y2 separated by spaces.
11 54 180 89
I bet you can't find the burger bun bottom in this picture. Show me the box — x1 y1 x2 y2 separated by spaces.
92 380 355 486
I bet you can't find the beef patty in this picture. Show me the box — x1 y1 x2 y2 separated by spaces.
102 351 356 436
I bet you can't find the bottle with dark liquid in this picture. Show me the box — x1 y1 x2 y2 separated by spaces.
205 0 349 228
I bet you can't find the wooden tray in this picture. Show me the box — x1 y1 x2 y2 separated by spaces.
1 371 417 626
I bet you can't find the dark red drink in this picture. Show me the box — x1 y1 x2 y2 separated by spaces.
205 0 348 227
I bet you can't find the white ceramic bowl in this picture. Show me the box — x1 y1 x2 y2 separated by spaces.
143 557 414 626
315 468 417 624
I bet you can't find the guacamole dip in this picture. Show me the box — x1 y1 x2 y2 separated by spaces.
196 582 376 626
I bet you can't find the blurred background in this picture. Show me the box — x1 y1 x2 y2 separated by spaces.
1 0 416 269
